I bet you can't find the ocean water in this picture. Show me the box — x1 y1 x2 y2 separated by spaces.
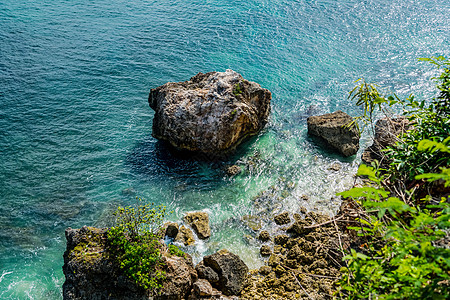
1 0 449 298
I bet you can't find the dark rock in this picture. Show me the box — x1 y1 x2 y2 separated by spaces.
287 220 312 236
273 212 291 225
184 211 211 240
257 230 271 242
258 266 272 275
203 249 249 296
195 261 220 284
362 117 410 165
307 110 360 156
260 245 272 256
165 222 179 239
149 70 271 155
273 234 289 246
158 255 198 300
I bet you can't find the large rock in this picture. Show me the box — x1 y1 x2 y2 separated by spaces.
202 249 249 296
62 226 197 300
362 117 410 166
307 110 360 156
184 211 211 240
149 70 271 155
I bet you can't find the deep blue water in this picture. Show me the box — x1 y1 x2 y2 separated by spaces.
1 0 449 298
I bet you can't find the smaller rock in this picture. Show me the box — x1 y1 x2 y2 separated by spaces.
203 249 249 296
193 279 213 297
267 254 281 268
260 245 271 256
273 234 289 245
196 261 220 284
224 165 242 176
327 163 341 171
259 265 272 275
307 110 360 157
257 230 271 242
274 212 291 225
299 195 309 201
175 226 196 246
165 222 179 239
184 211 211 240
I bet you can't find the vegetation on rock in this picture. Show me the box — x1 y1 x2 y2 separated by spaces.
336 57 450 299
106 199 175 290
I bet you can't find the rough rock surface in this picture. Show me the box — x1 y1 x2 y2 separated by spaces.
202 249 249 296
274 212 291 225
149 70 271 155
223 165 242 176
62 226 197 300
307 110 360 156
175 225 196 246
362 117 410 165
240 211 355 300
192 279 213 297
184 211 211 240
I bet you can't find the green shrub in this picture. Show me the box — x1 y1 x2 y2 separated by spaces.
336 58 450 298
336 164 450 299
107 199 167 290
168 244 185 258
350 57 450 194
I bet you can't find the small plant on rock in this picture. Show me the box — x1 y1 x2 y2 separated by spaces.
107 198 167 290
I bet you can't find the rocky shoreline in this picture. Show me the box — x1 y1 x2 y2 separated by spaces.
62 73 401 299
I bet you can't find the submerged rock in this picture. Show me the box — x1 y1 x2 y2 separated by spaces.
202 249 249 296
307 110 360 156
223 164 242 176
148 70 271 155
184 211 211 240
241 215 263 231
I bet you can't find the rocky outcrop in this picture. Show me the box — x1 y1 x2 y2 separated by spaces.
184 211 211 240
63 226 197 300
307 110 360 156
175 225 196 246
63 227 249 300
362 117 410 166
149 70 271 155
201 249 249 296
241 211 354 300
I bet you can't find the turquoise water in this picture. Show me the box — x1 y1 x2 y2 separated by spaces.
1 0 449 298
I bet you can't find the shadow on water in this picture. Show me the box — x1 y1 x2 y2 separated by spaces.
126 134 263 186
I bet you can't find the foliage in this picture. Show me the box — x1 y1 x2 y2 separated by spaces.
107 199 168 290
233 82 243 96
168 244 185 258
336 164 450 299
336 58 450 299
349 56 450 186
